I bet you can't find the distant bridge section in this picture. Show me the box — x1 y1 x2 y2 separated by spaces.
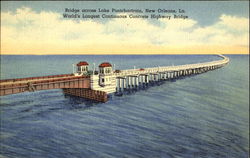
114 55 229 77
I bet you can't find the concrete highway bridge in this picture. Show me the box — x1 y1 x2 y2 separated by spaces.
0 55 229 102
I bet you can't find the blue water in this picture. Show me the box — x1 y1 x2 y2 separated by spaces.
0 55 249 158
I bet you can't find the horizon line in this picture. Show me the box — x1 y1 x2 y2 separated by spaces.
0 53 249 55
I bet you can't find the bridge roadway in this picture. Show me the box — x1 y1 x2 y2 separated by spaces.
115 55 229 78
0 74 90 96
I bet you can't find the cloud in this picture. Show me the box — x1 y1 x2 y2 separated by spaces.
1 7 249 54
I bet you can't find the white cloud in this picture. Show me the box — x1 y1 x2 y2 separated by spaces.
1 7 249 50
219 14 249 31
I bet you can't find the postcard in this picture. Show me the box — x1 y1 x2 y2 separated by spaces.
0 1 249 158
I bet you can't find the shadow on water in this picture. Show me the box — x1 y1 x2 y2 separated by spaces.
14 93 102 120
63 94 100 110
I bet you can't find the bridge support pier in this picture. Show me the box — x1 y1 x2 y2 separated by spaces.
127 76 131 89
116 77 126 92
63 88 108 102
170 72 174 79
141 74 149 87
116 78 120 92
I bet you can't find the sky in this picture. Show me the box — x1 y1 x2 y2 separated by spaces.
1 1 249 55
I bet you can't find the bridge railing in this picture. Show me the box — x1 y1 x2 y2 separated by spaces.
0 73 75 83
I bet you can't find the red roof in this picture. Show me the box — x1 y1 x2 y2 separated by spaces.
77 61 89 66
99 62 112 67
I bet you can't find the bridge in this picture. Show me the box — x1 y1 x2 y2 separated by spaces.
0 55 229 102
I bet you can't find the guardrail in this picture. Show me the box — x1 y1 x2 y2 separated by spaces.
0 73 75 83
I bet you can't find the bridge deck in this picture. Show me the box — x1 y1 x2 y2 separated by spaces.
115 55 229 77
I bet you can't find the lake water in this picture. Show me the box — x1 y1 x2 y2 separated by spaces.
0 55 249 158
